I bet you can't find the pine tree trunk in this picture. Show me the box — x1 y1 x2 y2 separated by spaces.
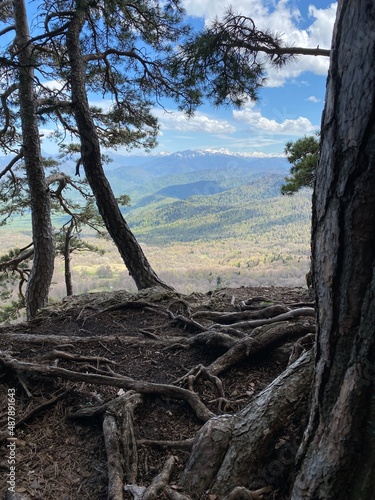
64 222 74 296
13 0 55 319
291 1 375 497
66 5 172 291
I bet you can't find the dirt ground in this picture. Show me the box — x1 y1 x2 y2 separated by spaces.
0 285 314 500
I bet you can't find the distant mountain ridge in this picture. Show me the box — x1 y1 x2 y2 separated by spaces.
102 149 290 201
0 149 311 247
102 149 311 245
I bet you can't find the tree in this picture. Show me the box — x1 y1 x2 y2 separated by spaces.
0 149 121 319
10 0 55 319
170 2 375 497
281 134 319 196
64 1 173 290
1 0 197 315
176 8 330 108
291 0 375 496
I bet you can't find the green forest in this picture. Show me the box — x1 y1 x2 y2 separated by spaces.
0 169 312 306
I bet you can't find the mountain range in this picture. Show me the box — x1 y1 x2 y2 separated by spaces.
100 149 311 244
0 149 312 245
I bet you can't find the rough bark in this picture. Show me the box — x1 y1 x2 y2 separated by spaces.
180 351 314 496
103 391 142 499
207 320 314 376
65 3 172 291
292 1 375 497
13 0 55 319
63 222 74 296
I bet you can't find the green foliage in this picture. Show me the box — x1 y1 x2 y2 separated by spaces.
281 135 319 195
0 299 24 324
0 246 32 321
126 175 311 244
174 8 295 108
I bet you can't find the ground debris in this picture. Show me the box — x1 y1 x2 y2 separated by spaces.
0 286 313 500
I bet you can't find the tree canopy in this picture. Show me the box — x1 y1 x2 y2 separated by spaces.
0 0 331 318
281 135 319 195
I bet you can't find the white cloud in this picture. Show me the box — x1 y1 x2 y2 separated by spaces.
233 101 317 135
156 110 236 134
307 95 321 103
182 1 337 85
42 80 66 91
308 3 338 49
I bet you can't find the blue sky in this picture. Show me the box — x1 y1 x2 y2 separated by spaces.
41 1 338 157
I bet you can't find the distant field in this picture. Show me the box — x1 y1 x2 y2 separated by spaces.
0 217 311 304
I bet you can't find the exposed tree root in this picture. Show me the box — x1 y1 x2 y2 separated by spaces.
0 286 315 499
180 350 314 496
215 307 315 330
41 349 118 365
103 391 143 499
224 486 272 500
192 304 290 323
0 351 214 422
142 455 177 499
174 321 315 395
0 332 187 347
208 320 315 376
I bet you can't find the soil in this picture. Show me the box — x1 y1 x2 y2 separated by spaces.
0 285 314 500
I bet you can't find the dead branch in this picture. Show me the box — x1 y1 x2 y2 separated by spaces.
0 351 214 422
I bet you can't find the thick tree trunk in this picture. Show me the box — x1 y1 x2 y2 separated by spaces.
180 351 314 496
13 0 55 319
292 1 375 498
66 4 172 291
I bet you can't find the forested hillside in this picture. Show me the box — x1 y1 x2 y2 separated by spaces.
0 149 312 301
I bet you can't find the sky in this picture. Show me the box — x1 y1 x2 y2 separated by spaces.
42 0 338 157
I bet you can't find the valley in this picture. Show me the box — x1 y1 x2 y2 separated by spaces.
0 149 312 310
